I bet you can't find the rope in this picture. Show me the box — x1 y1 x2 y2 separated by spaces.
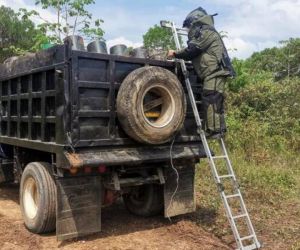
66 132 75 153
166 134 179 222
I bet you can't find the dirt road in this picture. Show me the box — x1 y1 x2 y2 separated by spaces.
0 183 231 250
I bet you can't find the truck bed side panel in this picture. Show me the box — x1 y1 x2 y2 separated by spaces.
70 50 201 148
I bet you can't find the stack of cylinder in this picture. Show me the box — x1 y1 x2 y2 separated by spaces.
64 35 148 58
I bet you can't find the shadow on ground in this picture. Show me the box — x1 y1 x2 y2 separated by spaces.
0 182 224 250
0 183 19 203
59 202 220 248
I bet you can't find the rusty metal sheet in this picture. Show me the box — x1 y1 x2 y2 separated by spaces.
63 143 205 169
64 153 84 168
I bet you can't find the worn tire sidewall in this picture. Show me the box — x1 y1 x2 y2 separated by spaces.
117 66 186 144
20 162 52 233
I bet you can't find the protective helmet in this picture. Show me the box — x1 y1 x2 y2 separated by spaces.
183 7 208 28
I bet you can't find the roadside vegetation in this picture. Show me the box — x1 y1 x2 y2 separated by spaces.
195 39 300 249
0 1 104 63
143 23 300 248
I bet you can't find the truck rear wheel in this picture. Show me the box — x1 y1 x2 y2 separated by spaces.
117 66 186 144
20 162 56 234
123 184 163 217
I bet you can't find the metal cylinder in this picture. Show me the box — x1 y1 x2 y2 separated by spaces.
132 47 148 58
64 35 85 51
87 39 108 54
110 44 127 56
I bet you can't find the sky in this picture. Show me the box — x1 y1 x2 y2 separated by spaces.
1 0 300 59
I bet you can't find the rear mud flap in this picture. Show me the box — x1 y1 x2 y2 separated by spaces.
164 162 196 218
56 176 102 241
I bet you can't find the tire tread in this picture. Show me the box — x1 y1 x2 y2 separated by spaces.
117 66 186 144
20 162 56 234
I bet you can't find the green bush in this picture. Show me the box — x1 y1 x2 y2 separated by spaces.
226 77 300 154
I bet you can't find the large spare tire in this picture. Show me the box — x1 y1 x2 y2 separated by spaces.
117 66 186 144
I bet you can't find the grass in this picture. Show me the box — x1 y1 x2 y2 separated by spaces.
193 145 300 249
189 77 300 248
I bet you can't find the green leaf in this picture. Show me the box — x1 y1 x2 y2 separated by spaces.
143 24 183 50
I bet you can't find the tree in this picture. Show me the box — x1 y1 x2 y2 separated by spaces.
277 38 300 81
20 0 105 43
0 6 48 63
143 25 182 50
246 38 300 81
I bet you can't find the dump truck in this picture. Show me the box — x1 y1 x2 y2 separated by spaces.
0 42 206 240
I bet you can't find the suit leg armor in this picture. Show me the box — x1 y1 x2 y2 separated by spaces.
201 77 227 134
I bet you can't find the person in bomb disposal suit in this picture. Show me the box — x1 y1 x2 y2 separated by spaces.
168 7 235 138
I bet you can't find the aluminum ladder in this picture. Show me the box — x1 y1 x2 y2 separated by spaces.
160 20 261 250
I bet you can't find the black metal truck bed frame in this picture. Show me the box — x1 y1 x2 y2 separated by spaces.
0 44 204 169
0 44 205 240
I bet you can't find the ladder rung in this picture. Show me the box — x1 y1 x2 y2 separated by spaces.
219 174 233 179
233 213 247 220
225 193 240 199
240 234 254 241
212 155 227 159
242 243 260 250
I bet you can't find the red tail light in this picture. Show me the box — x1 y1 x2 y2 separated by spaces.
69 167 78 175
84 166 92 174
98 165 106 173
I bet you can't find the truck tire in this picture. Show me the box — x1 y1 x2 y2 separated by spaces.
20 162 56 234
117 66 186 144
123 184 163 217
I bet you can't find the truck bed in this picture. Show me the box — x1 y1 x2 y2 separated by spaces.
0 44 205 168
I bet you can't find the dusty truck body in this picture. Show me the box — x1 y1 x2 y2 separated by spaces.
0 44 205 240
